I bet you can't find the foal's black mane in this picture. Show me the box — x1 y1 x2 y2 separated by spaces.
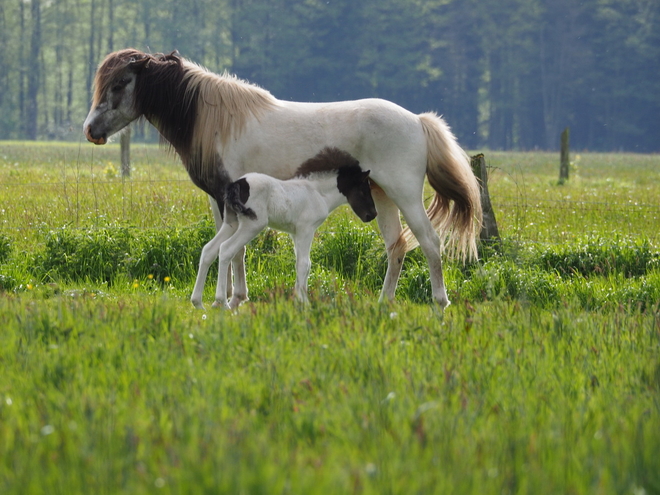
295 147 369 199
295 147 360 178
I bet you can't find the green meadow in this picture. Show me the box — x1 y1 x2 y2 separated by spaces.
1 141 659 494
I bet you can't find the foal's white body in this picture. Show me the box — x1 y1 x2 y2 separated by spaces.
191 172 362 309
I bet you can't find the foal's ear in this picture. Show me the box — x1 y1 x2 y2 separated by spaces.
361 170 371 181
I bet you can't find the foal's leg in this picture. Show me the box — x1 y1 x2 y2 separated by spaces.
208 196 234 299
372 185 406 303
291 229 315 303
213 221 265 309
397 198 450 308
228 247 248 308
191 214 237 309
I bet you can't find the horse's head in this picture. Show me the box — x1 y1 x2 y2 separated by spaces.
83 49 183 145
340 168 378 223
83 50 147 144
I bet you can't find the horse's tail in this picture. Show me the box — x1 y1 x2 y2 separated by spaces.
226 178 258 221
401 112 482 260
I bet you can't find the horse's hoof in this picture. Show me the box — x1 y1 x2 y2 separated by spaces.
437 298 451 310
228 294 248 310
191 299 205 310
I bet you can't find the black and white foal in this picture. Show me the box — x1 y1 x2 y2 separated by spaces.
190 148 377 309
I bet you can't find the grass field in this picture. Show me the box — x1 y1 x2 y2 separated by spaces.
1 141 659 494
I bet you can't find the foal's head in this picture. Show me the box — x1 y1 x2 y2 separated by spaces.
337 166 377 223
297 147 377 223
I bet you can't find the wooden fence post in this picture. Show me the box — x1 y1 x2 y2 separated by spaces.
470 153 500 244
120 127 131 178
559 126 570 184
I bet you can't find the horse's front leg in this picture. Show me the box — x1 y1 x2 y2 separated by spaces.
191 219 237 309
292 230 314 304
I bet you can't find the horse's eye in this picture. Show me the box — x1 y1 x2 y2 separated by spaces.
111 78 131 92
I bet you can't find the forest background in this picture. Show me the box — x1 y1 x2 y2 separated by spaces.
0 0 658 152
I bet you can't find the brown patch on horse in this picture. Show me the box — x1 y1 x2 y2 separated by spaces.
295 147 360 177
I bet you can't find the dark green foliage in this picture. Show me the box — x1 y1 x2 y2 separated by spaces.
33 226 133 284
0 233 11 264
397 260 433 304
312 220 384 281
0 274 17 292
13 220 660 311
127 220 215 283
31 221 215 285
536 237 659 278
460 260 561 307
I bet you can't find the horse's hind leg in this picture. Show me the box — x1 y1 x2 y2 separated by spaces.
372 185 406 302
397 198 450 308
291 230 315 303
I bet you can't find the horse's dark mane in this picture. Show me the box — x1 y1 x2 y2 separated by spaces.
94 49 228 203
133 54 198 161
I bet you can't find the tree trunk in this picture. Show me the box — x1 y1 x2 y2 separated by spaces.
559 127 570 184
470 154 500 244
26 0 42 140
86 0 97 105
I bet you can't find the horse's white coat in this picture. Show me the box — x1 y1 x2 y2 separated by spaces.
190 171 373 309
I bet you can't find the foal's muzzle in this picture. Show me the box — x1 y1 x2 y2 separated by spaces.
362 211 377 223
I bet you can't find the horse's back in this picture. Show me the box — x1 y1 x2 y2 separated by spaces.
234 98 427 184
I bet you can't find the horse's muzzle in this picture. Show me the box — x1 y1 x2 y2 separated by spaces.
84 125 107 145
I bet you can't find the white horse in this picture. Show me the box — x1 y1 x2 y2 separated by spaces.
191 147 377 309
83 49 482 308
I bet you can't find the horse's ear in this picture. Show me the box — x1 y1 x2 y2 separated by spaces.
129 55 151 72
361 170 371 181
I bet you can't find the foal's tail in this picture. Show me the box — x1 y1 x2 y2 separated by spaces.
401 112 482 261
226 178 258 221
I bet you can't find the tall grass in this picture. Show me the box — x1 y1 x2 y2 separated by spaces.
0 294 658 494
1 142 660 493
